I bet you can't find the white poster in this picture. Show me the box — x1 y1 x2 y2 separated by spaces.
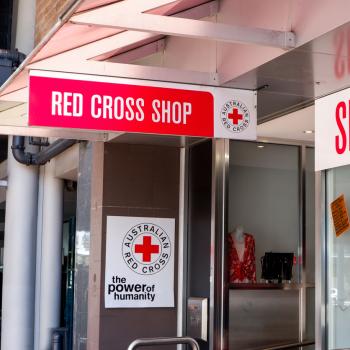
105 216 175 308
316 87 350 170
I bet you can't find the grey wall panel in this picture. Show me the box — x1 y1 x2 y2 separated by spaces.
99 143 180 350
186 141 212 350
229 290 299 350
187 140 212 298
74 141 93 350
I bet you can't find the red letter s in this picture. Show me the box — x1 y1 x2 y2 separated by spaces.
335 101 347 154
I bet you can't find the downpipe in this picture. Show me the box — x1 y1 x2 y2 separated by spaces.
11 136 77 166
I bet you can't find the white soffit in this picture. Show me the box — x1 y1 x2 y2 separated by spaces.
71 7 295 48
0 0 219 99
0 103 109 140
0 0 296 102
257 105 315 144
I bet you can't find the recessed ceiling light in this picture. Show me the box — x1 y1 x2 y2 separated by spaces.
257 145 265 149
303 130 314 134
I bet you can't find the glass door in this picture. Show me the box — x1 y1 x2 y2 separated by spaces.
325 165 350 349
228 141 315 350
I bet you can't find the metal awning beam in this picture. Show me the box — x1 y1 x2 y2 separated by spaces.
107 39 165 63
28 59 218 85
71 11 296 49
80 0 219 61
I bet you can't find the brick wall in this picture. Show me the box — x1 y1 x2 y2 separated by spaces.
35 0 71 44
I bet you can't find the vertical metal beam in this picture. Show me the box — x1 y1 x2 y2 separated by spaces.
86 141 104 350
209 139 229 350
73 141 92 350
177 147 189 350
298 146 306 343
315 170 326 350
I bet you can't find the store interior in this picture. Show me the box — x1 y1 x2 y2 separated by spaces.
186 105 316 350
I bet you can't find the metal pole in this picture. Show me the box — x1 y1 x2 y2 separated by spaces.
298 145 307 343
177 147 189 350
315 170 326 350
1 136 39 350
210 139 229 350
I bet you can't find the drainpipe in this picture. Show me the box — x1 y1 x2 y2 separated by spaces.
11 136 76 165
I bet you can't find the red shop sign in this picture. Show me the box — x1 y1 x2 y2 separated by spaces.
28 70 257 140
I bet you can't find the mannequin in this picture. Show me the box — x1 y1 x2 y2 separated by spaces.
228 226 256 283
232 225 245 261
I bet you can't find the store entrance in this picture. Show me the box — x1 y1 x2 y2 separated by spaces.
60 217 76 350
324 166 350 350
56 182 77 350
186 140 212 350
185 139 316 350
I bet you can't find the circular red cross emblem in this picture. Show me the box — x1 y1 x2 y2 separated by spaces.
135 235 160 263
220 100 250 133
122 223 171 275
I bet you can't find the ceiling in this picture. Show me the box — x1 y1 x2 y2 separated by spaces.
108 103 316 146
257 105 314 144
226 20 350 122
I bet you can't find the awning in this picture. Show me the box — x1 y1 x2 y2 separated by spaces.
0 0 343 139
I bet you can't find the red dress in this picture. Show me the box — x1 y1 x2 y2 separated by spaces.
228 233 256 283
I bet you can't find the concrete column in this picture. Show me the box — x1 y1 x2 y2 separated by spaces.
74 142 93 349
13 0 36 54
1 136 39 350
35 160 64 350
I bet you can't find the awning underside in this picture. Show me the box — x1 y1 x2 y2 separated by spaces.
1 0 349 140
0 0 296 103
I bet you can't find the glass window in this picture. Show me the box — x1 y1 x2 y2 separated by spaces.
228 141 300 283
326 165 350 349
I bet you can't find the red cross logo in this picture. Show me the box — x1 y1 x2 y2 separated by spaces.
134 236 160 262
228 108 243 125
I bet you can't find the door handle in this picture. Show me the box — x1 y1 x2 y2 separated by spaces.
127 336 200 350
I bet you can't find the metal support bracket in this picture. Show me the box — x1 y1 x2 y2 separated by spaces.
283 31 297 49
72 10 296 49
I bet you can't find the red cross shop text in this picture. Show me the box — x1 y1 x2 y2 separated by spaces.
29 73 214 138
